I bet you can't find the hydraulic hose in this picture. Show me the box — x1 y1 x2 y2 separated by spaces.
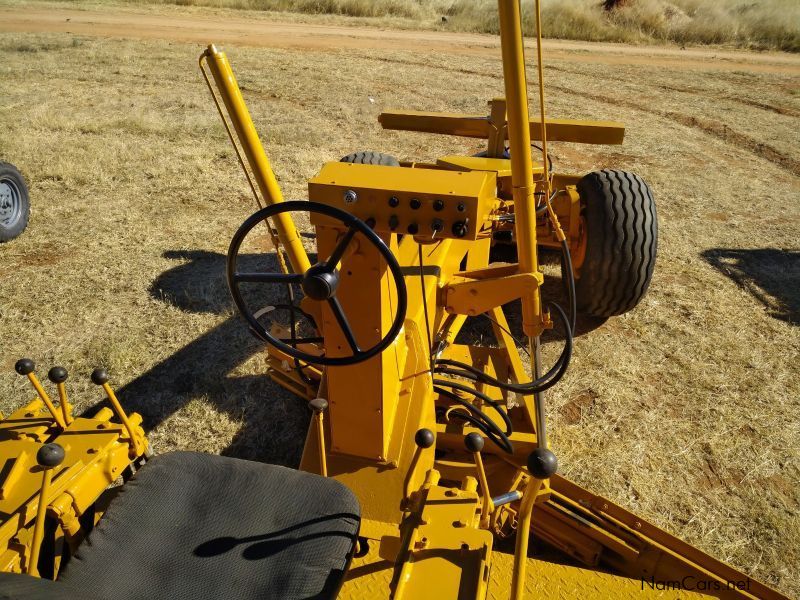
434 388 514 454
432 378 513 435
435 301 573 395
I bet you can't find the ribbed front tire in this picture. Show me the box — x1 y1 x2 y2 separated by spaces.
574 169 658 318
340 151 400 166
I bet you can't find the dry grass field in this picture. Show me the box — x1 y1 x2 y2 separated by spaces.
1 2 799 596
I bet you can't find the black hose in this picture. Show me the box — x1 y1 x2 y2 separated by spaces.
434 388 514 454
432 378 513 435
434 301 573 395
560 239 577 333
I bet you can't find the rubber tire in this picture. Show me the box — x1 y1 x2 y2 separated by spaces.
0 162 30 243
574 169 657 318
340 151 400 166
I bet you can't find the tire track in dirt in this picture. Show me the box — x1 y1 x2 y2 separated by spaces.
358 55 800 177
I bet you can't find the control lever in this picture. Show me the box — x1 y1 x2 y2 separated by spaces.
47 367 73 426
309 398 329 477
403 428 434 505
28 443 65 576
510 448 558 600
464 432 493 526
91 369 146 458
15 359 66 430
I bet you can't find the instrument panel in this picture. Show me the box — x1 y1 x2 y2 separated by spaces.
308 162 497 240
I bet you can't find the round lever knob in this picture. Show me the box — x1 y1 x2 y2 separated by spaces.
48 366 68 384
91 368 109 386
37 443 65 469
414 428 434 449
464 432 484 453
309 398 329 413
527 448 558 479
15 358 35 375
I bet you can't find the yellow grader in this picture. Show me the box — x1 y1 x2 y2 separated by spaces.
0 1 789 599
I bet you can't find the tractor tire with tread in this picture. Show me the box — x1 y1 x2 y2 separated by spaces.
340 151 400 166
0 162 30 243
574 169 657 318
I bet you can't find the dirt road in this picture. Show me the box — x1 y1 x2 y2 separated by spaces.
2 5 799 75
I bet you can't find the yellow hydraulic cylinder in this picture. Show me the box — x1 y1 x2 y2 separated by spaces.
497 0 542 339
203 44 311 275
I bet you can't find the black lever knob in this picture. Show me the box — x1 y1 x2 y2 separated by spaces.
309 398 329 413
91 368 109 385
15 358 35 375
527 448 558 479
48 366 68 384
37 443 65 469
464 432 484 453
414 428 434 449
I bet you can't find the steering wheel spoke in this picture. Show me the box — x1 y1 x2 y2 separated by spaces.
324 223 358 270
328 297 361 353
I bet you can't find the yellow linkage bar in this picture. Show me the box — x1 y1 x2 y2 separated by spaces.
200 44 311 275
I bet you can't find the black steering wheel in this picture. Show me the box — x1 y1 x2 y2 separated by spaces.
227 200 408 367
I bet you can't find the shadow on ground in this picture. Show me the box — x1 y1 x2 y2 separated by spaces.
702 248 799 325
114 250 309 466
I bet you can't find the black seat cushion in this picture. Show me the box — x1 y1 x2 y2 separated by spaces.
0 572 97 600
57 451 360 600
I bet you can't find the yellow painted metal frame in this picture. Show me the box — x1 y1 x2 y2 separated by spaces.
0 383 147 577
378 110 625 145
0 1 784 599
192 2 787 596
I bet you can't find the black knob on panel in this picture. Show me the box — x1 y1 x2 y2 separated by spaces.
433 199 445 211
37 443 65 469
91 368 109 386
409 198 421 210
414 428 435 449
388 215 399 231
388 196 400 208
15 358 35 375
431 219 444 233
452 221 468 238
456 203 466 212
48 366 68 384
407 223 419 235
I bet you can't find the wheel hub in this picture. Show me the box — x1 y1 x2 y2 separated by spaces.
301 264 340 301
0 179 21 227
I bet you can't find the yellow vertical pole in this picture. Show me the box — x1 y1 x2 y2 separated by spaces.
497 0 542 338
203 45 311 275
498 0 551 448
